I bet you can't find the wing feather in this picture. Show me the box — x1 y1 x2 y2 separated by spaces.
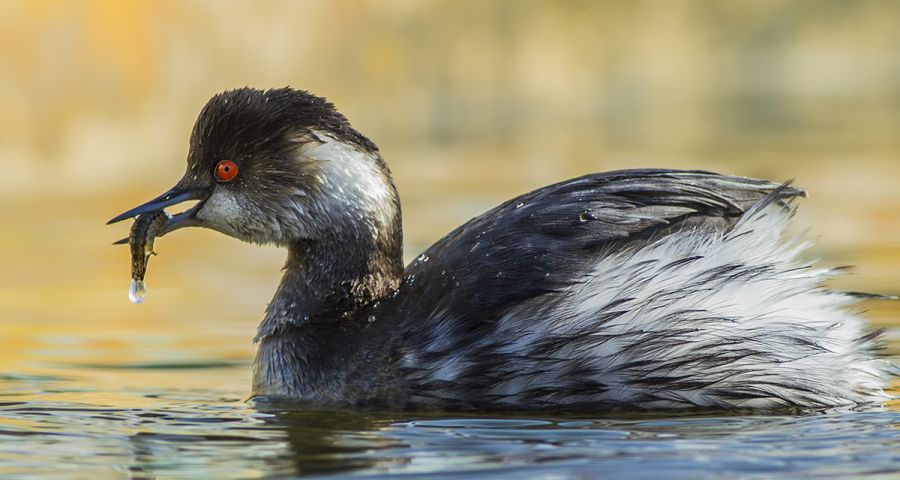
394 169 805 390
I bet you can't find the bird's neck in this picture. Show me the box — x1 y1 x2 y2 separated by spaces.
256 233 403 339
252 229 403 399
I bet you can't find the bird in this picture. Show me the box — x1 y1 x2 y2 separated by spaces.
108 87 893 411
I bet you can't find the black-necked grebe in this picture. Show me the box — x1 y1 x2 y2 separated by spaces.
109 87 893 410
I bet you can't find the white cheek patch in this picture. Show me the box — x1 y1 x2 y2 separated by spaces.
304 130 395 237
198 186 297 245
197 188 244 235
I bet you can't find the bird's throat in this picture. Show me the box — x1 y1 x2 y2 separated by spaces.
251 235 402 400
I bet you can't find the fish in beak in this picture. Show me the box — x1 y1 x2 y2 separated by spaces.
107 186 211 244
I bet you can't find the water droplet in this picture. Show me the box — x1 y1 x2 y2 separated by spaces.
579 212 596 223
368 315 377 323
515 202 525 209
416 254 429 263
129 279 146 304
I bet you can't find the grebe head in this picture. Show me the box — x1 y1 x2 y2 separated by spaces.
110 87 402 257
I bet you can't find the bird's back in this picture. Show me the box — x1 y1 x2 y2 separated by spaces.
384 169 891 410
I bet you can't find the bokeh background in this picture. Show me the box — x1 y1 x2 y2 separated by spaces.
1 0 898 400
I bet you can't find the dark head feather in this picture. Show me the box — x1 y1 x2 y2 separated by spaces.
187 87 378 174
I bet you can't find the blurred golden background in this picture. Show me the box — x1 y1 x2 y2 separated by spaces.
0 1 897 398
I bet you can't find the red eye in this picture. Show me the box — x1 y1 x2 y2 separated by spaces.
215 160 238 182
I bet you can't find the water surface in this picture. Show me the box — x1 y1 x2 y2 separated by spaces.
1 385 898 478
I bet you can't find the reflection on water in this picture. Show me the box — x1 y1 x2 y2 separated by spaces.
1 389 899 478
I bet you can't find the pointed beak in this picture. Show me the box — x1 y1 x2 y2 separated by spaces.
108 186 211 244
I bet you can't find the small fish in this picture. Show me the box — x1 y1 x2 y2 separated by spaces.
129 210 170 304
